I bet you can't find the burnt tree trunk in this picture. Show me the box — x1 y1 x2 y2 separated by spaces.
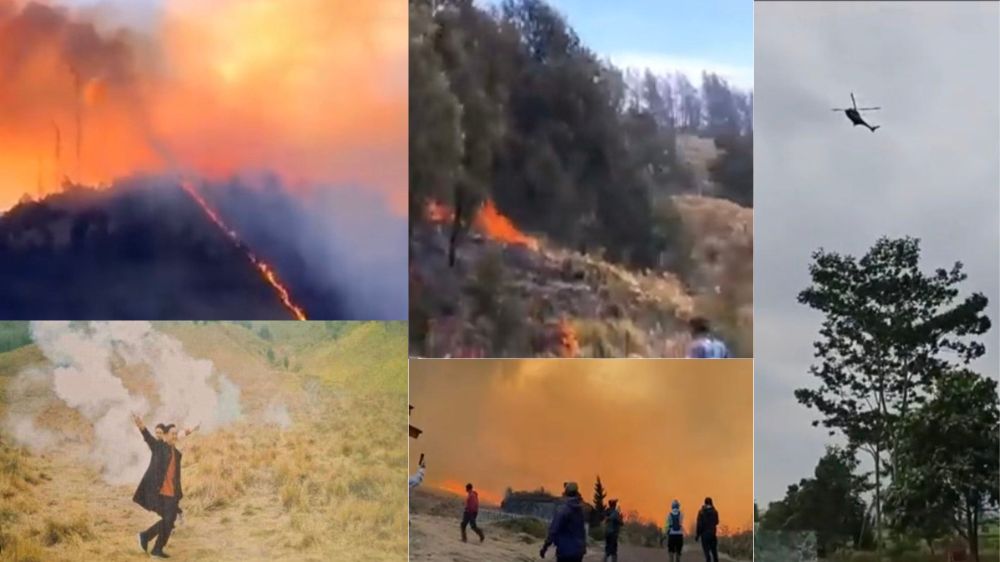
448 186 465 268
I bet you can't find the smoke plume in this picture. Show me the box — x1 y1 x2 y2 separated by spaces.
7 321 242 484
410 359 755 528
0 0 406 212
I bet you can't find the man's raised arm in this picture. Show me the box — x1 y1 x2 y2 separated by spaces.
181 423 200 439
132 413 155 448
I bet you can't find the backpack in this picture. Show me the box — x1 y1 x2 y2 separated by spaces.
669 512 681 532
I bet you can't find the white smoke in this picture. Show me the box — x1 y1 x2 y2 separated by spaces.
8 417 58 450
262 402 292 429
9 321 243 485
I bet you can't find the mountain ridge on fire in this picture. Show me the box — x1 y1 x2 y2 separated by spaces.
0 0 407 319
0 176 402 320
409 0 753 358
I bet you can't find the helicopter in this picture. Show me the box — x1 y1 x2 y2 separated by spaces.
832 92 881 132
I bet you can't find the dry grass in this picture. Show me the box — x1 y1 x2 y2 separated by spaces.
0 322 408 562
0 394 406 562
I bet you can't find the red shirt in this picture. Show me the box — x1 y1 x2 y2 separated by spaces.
159 448 177 497
466 490 479 513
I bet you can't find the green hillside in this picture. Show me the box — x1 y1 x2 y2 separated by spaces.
0 321 408 397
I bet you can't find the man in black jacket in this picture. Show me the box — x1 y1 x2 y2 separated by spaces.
540 482 587 562
695 497 720 562
132 413 184 559
604 498 623 562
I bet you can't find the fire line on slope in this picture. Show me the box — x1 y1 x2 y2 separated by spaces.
180 180 308 320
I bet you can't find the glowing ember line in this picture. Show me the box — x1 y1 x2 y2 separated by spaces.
180 181 307 320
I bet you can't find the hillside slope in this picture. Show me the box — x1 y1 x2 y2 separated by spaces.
0 322 407 562
410 193 752 358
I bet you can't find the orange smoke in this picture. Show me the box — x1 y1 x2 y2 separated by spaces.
437 479 504 506
0 0 406 212
180 181 307 320
474 200 540 251
410 360 754 526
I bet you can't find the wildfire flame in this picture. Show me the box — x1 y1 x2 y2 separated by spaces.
424 198 540 251
424 200 454 224
0 0 406 212
474 200 540 251
558 319 580 358
180 181 307 320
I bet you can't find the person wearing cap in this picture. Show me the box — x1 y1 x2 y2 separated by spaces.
461 483 485 543
696 497 720 562
686 317 730 358
664 499 685 562
540 481 587 562
604 498 623 562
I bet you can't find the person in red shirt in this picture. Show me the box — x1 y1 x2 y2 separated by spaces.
132 414 184 559
461 483 485 543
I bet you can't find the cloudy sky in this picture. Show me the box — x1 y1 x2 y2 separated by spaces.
482 0 753 89
755 1 999 505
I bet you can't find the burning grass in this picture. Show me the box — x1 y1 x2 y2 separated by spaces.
411 191 751 358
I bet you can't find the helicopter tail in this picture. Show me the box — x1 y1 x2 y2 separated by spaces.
870 125 880 132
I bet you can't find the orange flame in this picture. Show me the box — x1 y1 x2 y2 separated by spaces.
474 200 540 251
0 0 406 213
437 479 503 506
424 200 454 224
558 320 579 358
180 181 307 320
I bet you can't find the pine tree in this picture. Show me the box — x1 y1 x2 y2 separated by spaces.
593 475 608 524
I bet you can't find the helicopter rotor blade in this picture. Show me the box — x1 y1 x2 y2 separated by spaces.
851 92 857 110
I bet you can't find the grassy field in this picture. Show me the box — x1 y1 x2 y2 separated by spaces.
0 321 407 562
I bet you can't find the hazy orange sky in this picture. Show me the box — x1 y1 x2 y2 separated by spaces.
410 360 754 531
0 0 406 212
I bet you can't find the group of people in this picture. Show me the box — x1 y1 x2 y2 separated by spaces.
130 414 198 559
546 484 723 562
659 497 722 562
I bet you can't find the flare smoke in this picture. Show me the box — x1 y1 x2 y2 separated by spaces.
7 321 242 484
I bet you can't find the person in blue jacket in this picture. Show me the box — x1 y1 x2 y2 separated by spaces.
540 482 587 562
686 317 730 358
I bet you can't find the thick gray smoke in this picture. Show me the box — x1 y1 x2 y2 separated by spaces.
8 321 242 485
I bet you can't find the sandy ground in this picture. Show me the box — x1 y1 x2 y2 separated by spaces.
409 513 747 562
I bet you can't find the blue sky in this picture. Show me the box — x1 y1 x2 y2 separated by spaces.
483 0 753 88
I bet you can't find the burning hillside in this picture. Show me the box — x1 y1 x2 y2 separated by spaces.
410 194 752 358
0 0 406 318
0 176 391 319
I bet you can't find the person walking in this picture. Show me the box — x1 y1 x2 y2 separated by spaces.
461 483 485 543
696 497 720 562
604 498 623 562
664 499 685 562
540 482 587 562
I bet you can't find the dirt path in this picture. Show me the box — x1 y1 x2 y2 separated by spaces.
409 513 747 562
